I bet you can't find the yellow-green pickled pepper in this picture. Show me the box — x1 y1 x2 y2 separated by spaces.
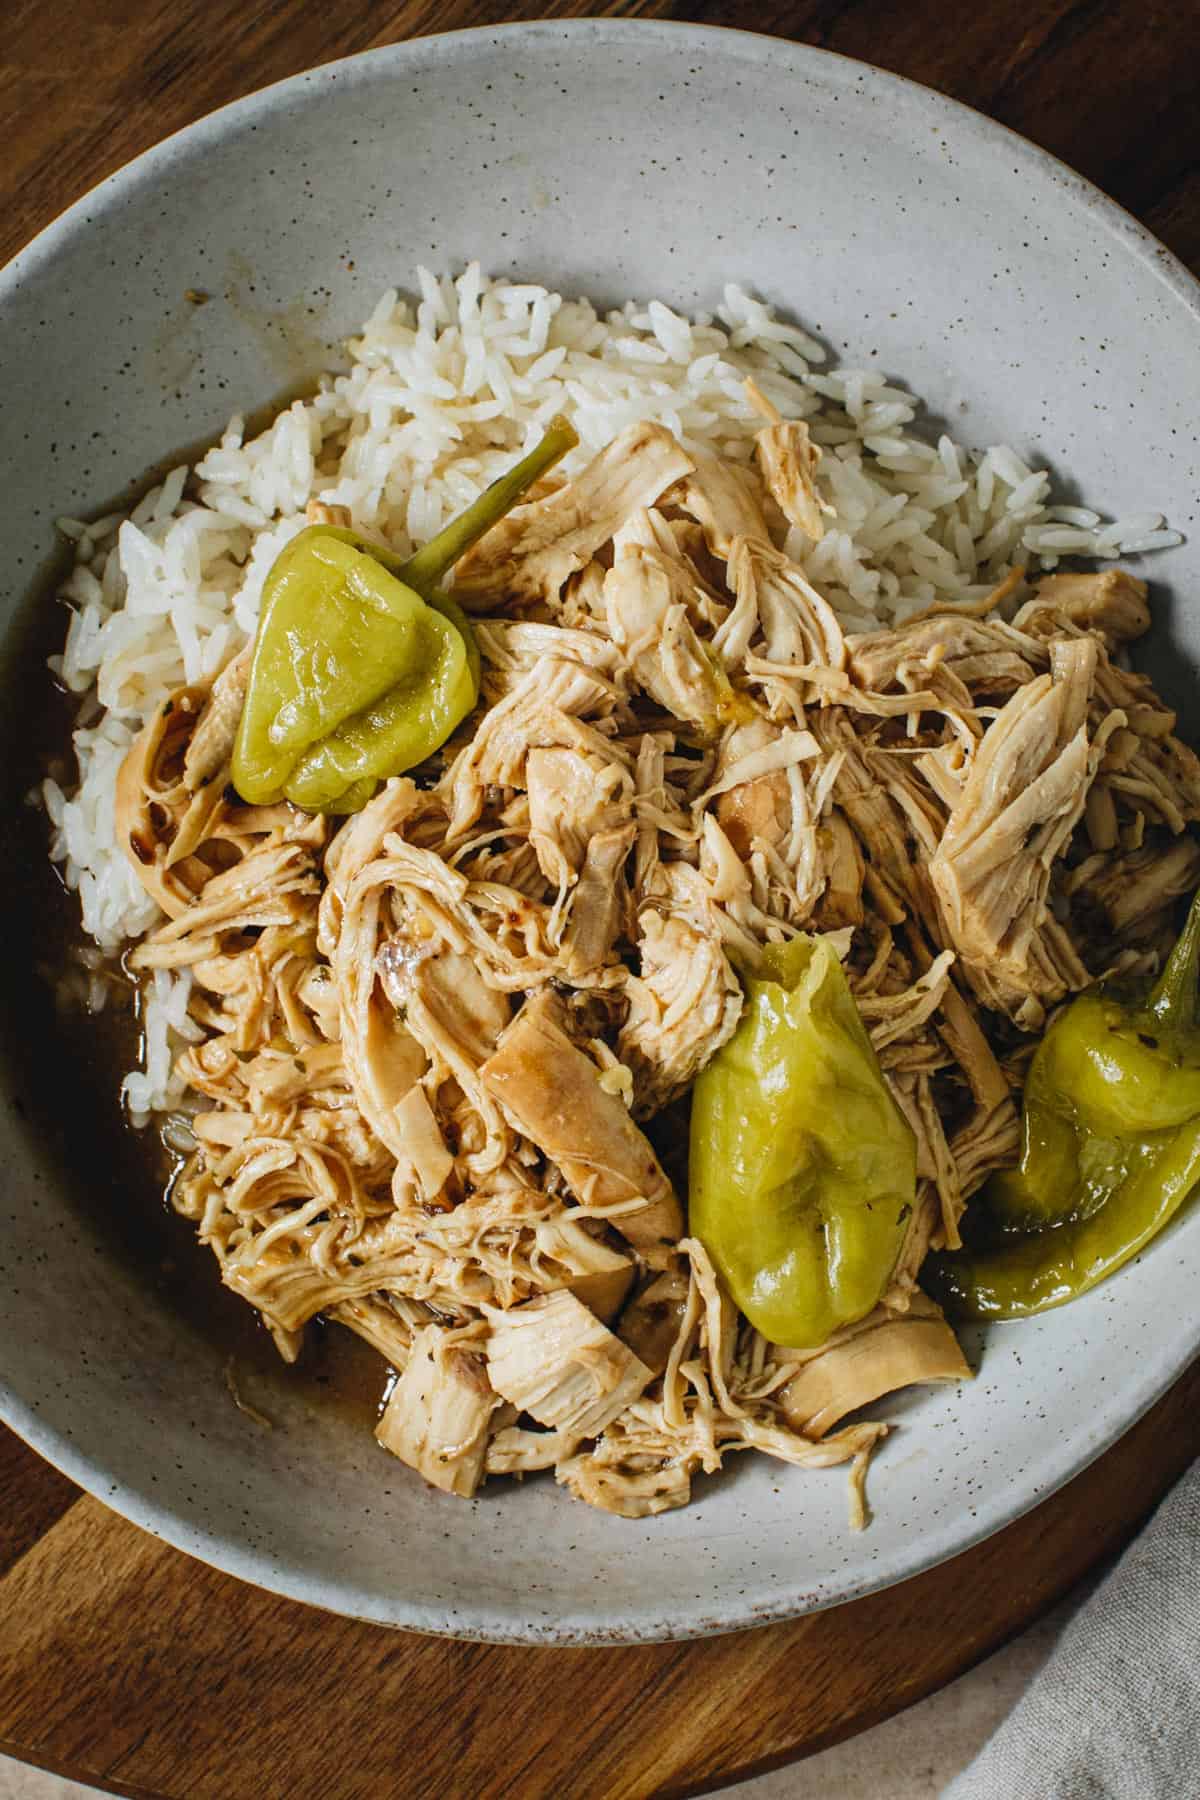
232 529 433 805
689 935 917 1349
927 886 1200 1321
284 605 470 812
231 416 577 812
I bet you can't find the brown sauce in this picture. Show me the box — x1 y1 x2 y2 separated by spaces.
0 501 387 1436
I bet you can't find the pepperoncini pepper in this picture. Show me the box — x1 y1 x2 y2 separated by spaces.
278 585 475 813
231 416 577 812
928 887 1200 1322
689 936 917 1349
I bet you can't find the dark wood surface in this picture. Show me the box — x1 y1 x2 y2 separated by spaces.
4 3 1200 1796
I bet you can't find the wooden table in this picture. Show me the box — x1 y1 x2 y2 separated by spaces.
4 3 1200 1796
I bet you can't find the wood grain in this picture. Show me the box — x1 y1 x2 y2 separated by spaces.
3 2 1200 1795
0 1428 79 1579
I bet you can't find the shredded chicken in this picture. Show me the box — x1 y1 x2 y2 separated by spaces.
183 646 251 790
780 1294 970 1439
618 865 743 1116
452 422 693 608
526 745 633 895
116 683 243 917
720 537 846 709
1016 569 1151 647
605 543 727 733
679 448 771 557
111 412 1197 1524
747 378 831 544
484 1289 652 1437
480 990 683 1265
930 638 1118 1025
376 1324 498 1497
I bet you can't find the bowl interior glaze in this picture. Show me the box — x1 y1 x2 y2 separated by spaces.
2 22 1198 1643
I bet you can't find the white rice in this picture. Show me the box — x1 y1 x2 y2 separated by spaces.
42 264 1183 1115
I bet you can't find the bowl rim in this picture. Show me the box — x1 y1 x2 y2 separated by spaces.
3 17 1200 1646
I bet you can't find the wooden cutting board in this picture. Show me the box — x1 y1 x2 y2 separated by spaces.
4 1 1200 1794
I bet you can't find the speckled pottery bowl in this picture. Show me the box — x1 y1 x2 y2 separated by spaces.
2 21 1199 1644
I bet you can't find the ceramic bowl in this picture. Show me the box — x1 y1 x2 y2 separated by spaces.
2 21 1198 1644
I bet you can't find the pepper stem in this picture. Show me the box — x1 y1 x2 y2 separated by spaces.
399 415 579 596
1148 886 1200 1031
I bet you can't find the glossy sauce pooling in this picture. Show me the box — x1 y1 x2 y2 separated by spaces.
0 562 390 1432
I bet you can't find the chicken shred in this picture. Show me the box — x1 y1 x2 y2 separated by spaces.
618 864 743 1117
747 378 831 544
484 1288 652 1438
452 421 693 608
779 1293 970 1439
480 990 683 1265
376 1324 498 1497
111 410 1198 1523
